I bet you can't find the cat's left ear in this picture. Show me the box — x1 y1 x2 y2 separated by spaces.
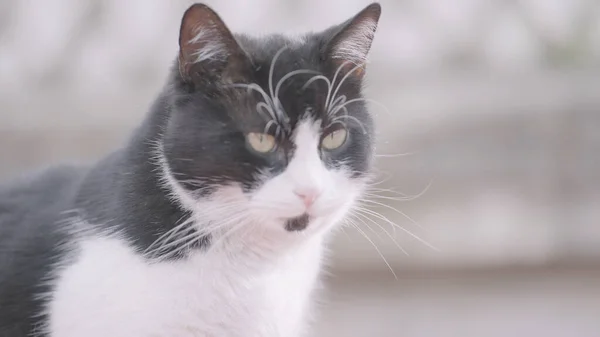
324 3 381 78
178 4 250 84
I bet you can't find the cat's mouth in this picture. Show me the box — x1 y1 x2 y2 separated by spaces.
284 214 311 232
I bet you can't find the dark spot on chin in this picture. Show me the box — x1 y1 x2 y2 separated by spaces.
285 214 310 231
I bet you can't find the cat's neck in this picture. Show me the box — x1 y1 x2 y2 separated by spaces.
74 90 197 255
188 222 327 276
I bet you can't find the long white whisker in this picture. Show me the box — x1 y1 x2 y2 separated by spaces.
257 101 277 121
327 60 353 110
355 207 439 251
346 216 382 241
228 83 274 108
195 212 249 235
156 234 205 261
351 212 409 256
268 46 289 119
375 152 417 158
358 199 427 231
349 222 398 280
367 179 434 199
274 69 320 100
264 120 278 135
302 74 331 91
365 174 396 187
361 193 417 202
210 219 251 251
147 229 200 258
329 63 364 110
144 216 195 254
331 115 368 134
330 98 391 117
366 187 410 197
337 222 354 242
147 200 248 256
328 95 348 116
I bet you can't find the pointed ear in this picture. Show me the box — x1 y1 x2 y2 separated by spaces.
325 3 381 78
178 4 249 84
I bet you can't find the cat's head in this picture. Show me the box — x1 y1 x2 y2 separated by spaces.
160 3 381 240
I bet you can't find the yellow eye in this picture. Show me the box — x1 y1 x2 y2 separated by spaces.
247 132 276 153
321 128 348 150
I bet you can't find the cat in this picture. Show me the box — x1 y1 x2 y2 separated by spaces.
0 2 381 337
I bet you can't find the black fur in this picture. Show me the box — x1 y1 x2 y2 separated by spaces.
0 3 380 336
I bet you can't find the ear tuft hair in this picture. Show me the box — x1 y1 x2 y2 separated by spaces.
178 4 247 82
326 3 381 77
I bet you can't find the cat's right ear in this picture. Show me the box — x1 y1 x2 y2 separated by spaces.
178 4 249 84
323 3 381 79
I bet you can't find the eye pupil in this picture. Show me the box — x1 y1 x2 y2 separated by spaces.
321 128 348 150
247 132 276 153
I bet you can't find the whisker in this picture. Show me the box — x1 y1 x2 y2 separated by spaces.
336 222 354 242
327 95 348 116
195 211 249 235
330 97 391 117
228 83 274 109
361 193 417 202
367 178 434 199
273 123 283 141
147 201 248 255
331 115 368 134
365 173 396 187
144 216 194 254
351 212 409 256
355 207 439 252
348 222 398 280
268 46 289 120
329 63 364 110
264 120 278 135
274 69 320 100
375 152 417 158
147 228 199 258
346 216 383 241
302 74 331 92
358 199 427 231
156 234 205 261
257 101 277 122
327 60 353 110
365 187 411 197
209 218 251 251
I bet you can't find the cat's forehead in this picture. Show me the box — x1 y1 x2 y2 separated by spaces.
226 35 327 127
235 35 324 79
221 32 367 138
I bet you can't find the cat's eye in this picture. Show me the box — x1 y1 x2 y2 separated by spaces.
247 132 276 153
321 128 348 150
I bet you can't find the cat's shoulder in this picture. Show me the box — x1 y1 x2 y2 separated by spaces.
1 164 86 196
0 164 88 223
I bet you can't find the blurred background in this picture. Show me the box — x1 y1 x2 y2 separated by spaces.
1 0 599 336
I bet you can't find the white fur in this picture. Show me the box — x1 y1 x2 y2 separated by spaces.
189 25 228 63
331 19 377 65
48 119 364 337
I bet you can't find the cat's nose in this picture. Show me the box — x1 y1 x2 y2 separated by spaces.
294 189 321 208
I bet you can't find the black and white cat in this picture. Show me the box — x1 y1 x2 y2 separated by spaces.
0 3 381 336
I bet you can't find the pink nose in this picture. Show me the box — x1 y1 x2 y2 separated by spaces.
294 189 320 208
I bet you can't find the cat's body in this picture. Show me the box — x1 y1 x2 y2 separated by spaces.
0 3 381 336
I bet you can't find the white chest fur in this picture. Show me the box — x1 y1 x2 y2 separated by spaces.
48 234 324 337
